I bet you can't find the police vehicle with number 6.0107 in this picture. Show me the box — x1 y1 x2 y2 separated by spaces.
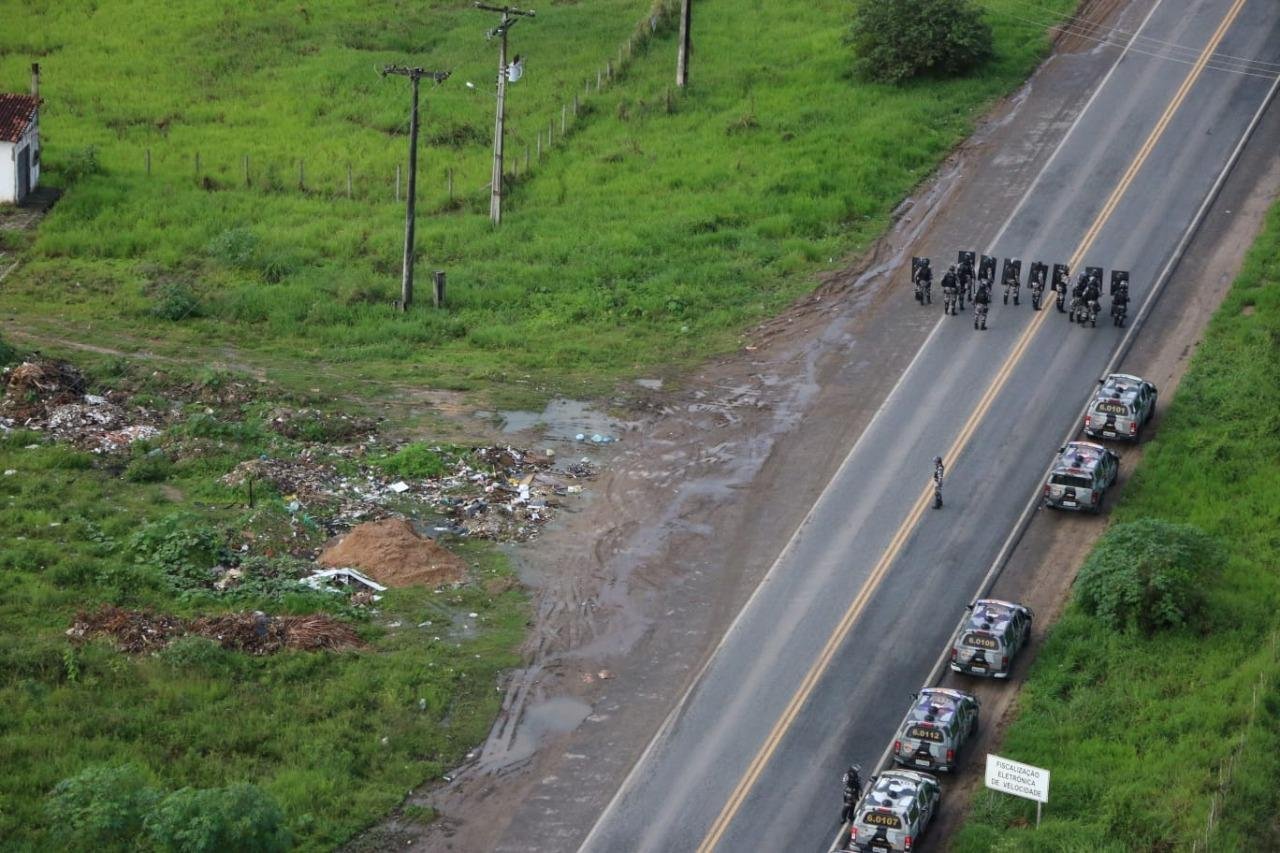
1042 441 1119 514
1084 373 1157 441
844 770 941 853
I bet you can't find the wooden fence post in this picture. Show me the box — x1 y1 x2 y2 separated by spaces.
447 167 454 202
536 133 542 161
525 144 530 173
596 69 602 91
432 270 446 309
562 103 567 134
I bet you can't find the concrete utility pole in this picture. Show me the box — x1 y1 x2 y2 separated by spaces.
476 2 535 226
382 65 450 310
676 0 692 87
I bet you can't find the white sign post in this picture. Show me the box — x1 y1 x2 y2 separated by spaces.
985 754 1050 827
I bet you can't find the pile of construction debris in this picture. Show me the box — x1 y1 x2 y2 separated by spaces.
1 359 167 452
67 605 364 655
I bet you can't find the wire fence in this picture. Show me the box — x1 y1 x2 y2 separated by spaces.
1191 629 1279 852
100 0 685 216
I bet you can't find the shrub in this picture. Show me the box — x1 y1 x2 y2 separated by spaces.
45 764 159 852
149 281 202 321
846 0 993 84
123 451 173 483
207 228 261 270
145 784 293 853
128 513 223 581
376 442 449 478
1075 518 1223 635
58 145 104 184
0 333 16 365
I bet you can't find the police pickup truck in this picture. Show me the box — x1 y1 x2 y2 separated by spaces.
1042 441 1119 514
1084 373 1157 441
845 770 941 853
890 687 979 774
949 599 1034 679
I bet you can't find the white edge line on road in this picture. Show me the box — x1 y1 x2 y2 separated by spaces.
828 38 1280 853
578 1 1171 849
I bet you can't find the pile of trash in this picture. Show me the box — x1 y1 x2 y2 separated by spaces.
67 605 364 655
1 359 166 452
222 444 597 542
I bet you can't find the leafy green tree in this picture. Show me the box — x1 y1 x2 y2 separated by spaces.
846 0 994 84
45 764 159 852
145 784 293 853
1075 518 1223 635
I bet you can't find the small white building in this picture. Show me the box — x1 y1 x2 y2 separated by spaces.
0 67 42 205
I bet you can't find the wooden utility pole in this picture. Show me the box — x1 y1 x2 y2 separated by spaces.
676 0 692 87
476 2 535 226
382 65 450 311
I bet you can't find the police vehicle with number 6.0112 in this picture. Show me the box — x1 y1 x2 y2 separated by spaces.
1084 373 1157 441
890 688 979 774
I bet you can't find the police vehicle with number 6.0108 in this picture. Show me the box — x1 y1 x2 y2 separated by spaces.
1042 441 1119 514
949 599 1034 679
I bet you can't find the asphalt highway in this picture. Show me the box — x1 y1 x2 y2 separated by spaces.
577 1 1280 851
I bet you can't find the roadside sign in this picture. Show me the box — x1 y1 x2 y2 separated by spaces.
985 753 1050 826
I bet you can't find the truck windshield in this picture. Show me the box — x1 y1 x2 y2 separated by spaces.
1050 474 1092 488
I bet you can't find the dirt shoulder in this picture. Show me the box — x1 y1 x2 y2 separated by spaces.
380 3 1161 851
928 83 1280 850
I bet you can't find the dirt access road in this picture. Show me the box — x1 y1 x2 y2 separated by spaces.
391 1 1278 850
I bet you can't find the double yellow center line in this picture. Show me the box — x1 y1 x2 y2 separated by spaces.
697 1 1247 848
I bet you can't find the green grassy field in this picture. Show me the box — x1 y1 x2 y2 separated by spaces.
953 200 1280 851
0 361 527 850
0 0 1073 400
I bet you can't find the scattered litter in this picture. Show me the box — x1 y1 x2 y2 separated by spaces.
301 567 388 597
3 469 13 476
388 481 410 494
67 604 365 655
598 669 614 680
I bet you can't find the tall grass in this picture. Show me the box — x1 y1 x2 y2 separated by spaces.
953 199 1280 851
0 0 1074 396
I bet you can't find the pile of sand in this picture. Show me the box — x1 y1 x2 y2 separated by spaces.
318 517 466 588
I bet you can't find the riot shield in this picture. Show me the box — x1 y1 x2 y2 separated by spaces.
1110 269 1129 295
1085 265 1104 286
979 254 997 284
1029 261 1048 286
1052 263 1070 286
912 256 927 281
1001 258 1022 285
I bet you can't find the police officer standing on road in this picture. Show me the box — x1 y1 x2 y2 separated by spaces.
914 258 933 304
973 280 991 330
932 456 945 508
941 265 959 315
1111 278 1130 325
841 764 864 823
958 257 975 311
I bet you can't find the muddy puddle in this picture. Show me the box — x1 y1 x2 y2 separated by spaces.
494 398 633 443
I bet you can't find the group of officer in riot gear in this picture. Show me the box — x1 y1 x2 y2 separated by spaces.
912 253 1130 330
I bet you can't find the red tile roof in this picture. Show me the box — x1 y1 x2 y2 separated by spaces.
0 93 40 144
